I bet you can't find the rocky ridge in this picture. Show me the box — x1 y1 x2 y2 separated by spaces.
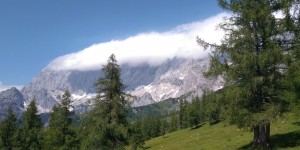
131 58 223 107
1 57 223 114
0 87 24 121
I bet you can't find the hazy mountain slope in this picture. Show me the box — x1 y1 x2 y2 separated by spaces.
16 57 222 113
0 87 24 121
20 58 184 112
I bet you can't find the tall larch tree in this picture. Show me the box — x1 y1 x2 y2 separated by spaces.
198 0 298 147
81 54 128 149
285 0 300 105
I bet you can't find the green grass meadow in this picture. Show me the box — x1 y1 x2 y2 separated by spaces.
143 109 300 150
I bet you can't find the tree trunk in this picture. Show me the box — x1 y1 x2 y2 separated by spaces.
253 125 260 146
265 122 270 147
259 125 266 146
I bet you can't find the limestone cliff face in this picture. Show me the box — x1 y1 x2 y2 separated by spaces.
21 69 102 113
2 57 222 114
131 58 223 107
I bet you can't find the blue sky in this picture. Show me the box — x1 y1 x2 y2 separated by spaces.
0 0 223 89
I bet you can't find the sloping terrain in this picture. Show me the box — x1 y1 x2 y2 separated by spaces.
143 108 300 150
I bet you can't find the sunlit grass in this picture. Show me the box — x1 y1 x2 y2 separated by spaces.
143 109 300 150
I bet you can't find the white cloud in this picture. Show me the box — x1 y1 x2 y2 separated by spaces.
48 12 229 71
0 81 23 92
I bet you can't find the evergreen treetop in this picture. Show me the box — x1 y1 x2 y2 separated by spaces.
198 0 299 147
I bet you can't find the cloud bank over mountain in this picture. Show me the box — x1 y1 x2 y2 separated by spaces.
48 13 229 71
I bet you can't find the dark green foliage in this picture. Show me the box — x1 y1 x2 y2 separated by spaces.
0 107 17 150
198 0 299 147
160 119 168 138
177 92 223 129
178 99 184 128
129 120 145 150
80 54 129 149
128 98 178 120
179 99 189 129
20 100 43 150
284 1 300 106
187 97 202 128
139 116 161 140
201 91 222 125
168 112 179 132
42 90 79 150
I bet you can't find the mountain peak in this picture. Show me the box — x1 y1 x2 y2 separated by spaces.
0 87 24 122
0 87 22 98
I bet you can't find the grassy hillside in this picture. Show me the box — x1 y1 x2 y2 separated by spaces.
143 108 300 150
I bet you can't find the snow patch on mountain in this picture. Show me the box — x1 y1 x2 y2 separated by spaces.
131 58 223 106
71 93 96 106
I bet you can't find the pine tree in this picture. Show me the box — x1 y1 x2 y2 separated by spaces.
0 107 17 150
179 99 189 129
187 98 201 128
160 119 168 138
139 117 152 140
198 0 296 147
179 99 184 129
169 112 178 132
42 90 79 150
129 120 145 150
81 54 128 149
202 91 221 125
21 100 43 150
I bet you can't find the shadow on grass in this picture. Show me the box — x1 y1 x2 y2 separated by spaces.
144 146 151 149
190 123 207 130
209 120 221 126
293 121 300 126
238 130 300 150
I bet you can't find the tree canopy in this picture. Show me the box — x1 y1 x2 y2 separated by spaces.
81 54 129 149
198 0 300 147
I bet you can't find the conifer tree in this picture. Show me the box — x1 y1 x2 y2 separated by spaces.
198 0 297 147
0 107 17 150
160 119 168 138
202 91 221 125
187 98 201 128
81 54 128 149
179 99 189 129
42 90 79 150
179 99 184 129
129 120 145 150
284 0 300 105
169 112 178 132
21 100 42 150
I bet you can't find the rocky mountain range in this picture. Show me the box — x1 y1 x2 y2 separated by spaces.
131 58 223 107
0 57 223 119
0 87 24 121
